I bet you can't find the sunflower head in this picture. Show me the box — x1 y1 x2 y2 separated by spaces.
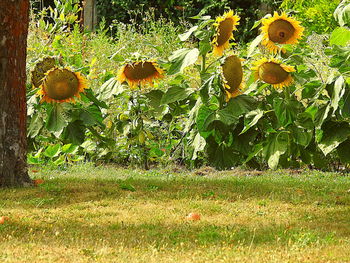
251 58 295 89
31 57 57 88
37 68 87 103
260 12 304 53
212 10 240 56
117 61 164 89
221 55 244 100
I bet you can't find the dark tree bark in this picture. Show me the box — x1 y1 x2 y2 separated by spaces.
0 0 32 187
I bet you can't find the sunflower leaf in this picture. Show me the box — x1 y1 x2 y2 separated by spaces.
46 103 67 132
167 48 199 75
178 26 198 41
330 27 350 46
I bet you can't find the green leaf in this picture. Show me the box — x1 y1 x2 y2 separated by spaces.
247 34 263 57
167 48 199 75
46 103 67 132
196 105 215 137
337 140 350 164
341 89 350 118
290 127 312 147
331 76 345 113
97 77 124 101
161 86 191 105
240 109 264 134
84 89 108 109
273 97 299 127
44 144 61 158
62 121 86 145
28 114 44 138
61 144 78 154
207 144 240 170
145 90 164 113
191 133 206 160
334 1 350 27
263 132 289 169
330 27 350 46
314 105 330 128
178 26 198 41
79 105 104 126
318 123 350 155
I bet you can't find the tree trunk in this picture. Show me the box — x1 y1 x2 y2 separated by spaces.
0 0 32 187
83 0 97 31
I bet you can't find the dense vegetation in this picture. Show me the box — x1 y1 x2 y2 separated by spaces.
26 0 350 170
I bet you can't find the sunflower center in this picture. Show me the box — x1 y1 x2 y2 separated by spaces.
268 19 295 44
44 69 79 100
124 62 158 81
217 18 234 46
258 62 289 84
222 55 243 92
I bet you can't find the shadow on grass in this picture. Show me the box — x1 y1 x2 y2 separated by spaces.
1 175 350 208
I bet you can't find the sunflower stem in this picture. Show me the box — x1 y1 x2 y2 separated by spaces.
201 54 206 74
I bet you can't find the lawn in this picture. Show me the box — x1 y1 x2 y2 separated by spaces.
1 164 350 262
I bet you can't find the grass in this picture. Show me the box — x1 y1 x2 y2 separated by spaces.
1 164 350 262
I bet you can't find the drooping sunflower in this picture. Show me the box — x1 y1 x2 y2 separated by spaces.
221 55 244 100
31 57 56 88
260 12 304 53
37 68 87 103
251 58 295 89
117 61 164 89
212 10 240 56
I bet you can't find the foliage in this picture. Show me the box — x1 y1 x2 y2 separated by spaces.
281 0 341 34
26 0 350 171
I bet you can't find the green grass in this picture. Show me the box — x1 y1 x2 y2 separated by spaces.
1 164 350 262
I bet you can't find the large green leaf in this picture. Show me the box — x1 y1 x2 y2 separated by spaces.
191 132 206 160
318 122 350 155
44 144 61 158
46 103 67 132
273 97 299 127
207 144 240 170
263 132 289 169
167 48 199 75
145 90 164 113
334 1 350 27
178 26 198 41
290 127 312 147
330 27 350 46
337 139 350 164
161 86 191 104
62 121 86 145
196 105 215 137
28 114 44 138
331 76 345 113
97 77 124 100
79 105 104 126
240 109 264 134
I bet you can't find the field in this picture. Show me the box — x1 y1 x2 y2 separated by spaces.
1 165 350 262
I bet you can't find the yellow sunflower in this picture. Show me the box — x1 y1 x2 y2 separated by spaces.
117 61 164 89
38 68 87 103
212 10 240 56
260 12 304 53
221 55 244 101
31 57 56 88
251 58 295 89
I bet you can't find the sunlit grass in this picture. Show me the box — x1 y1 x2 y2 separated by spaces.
0 164 350 262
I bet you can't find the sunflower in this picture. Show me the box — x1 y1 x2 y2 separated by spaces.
31 57 56 88
221 55 244 100
117 61 164 89
260 12 304 53
38 68 87 103
251 58 295 89
212 10 240 56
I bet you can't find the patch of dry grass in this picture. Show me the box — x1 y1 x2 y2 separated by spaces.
1 164 350 262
